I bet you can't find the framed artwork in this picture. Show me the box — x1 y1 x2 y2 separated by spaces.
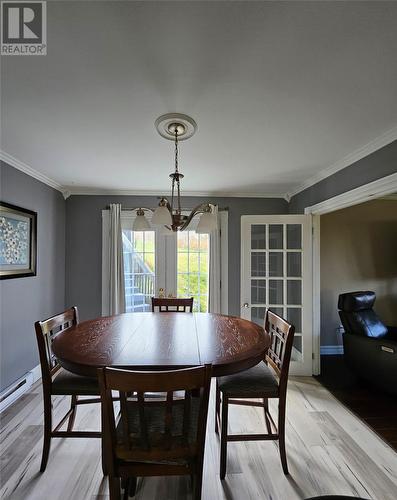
0 202 37 279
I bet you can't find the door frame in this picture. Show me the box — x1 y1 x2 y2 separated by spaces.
305 171 397 375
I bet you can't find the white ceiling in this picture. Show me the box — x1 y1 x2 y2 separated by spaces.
1 1 397 198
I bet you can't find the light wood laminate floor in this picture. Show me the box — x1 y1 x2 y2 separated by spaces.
1 377 396 500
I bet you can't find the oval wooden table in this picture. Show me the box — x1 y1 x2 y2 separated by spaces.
52 312 269 377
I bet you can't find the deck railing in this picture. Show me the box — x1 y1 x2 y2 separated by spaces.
122 233 155 312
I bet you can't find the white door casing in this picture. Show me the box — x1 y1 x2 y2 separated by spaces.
305 171 397 375
241 215 313 376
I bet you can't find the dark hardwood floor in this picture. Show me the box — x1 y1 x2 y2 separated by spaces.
315 355 397 451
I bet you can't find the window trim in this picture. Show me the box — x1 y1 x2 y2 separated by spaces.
102 209 228 316
102 210 165 315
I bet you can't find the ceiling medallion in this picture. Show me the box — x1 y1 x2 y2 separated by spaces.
132 113 217 233
155 113 197 141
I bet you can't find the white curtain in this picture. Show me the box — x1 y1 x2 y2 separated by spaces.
109 204 125 315
208 206 221 313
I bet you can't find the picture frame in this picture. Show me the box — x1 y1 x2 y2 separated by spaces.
0 202 37 279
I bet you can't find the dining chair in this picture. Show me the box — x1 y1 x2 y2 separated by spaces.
98 364 212 500
34 306 101 472
215 309 295 478
151 297 194 312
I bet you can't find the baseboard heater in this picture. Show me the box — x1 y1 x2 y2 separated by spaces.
0 371 35 413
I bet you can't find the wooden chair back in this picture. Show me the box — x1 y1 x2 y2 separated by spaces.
34 307 79 386
98 365 212 467
151 297 194 313
265 309 295 393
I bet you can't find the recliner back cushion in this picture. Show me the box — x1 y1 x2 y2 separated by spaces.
338 291 388 339
339 310 388 339
338 291 376 312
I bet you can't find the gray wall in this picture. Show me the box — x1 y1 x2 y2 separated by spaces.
65 195 288 320
0 161 66 391
289 140 397 213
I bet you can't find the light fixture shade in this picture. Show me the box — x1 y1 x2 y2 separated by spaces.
196 212 217 234
152 205 172 226
132 213 151 231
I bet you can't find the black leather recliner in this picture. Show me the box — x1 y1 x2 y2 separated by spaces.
338 291 397 396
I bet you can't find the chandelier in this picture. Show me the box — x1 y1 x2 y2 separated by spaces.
132 113 217 233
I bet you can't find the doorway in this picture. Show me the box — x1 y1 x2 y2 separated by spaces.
306 171 397 374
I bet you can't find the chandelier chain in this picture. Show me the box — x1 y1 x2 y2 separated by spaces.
174 130 179 174
175 131 182 213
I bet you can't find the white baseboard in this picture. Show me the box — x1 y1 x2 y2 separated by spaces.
0 364 41 413
30 364 42 384
320 345 344 355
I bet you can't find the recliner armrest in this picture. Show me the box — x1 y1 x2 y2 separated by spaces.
344 331 397 351
377 337 397 354
343 330 397 396
387 326 397 339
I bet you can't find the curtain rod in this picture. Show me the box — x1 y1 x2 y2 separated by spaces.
108 205 229 211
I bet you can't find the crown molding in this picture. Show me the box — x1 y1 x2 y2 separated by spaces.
64 186 288 199
304 171 397 215
0 150 67 196
0 149 286 199
3 124 396 204
287 125 397 200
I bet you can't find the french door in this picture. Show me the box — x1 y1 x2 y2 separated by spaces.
121 223 210 313
100 210 210 314
241 215 312 375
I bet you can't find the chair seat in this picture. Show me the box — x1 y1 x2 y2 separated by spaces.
52 368 100 395
217 361 279 397
115 396 201 463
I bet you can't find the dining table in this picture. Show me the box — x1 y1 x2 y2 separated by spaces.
52 312 269 378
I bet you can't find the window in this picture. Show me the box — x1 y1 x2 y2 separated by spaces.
102 210 228 316
122 229 155 312
177 230 209 312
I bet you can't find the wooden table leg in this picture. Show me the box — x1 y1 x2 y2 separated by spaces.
101 403 108 476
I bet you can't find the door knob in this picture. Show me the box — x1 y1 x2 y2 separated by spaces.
242 303 250 308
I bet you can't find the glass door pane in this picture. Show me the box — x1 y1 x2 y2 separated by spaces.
269 224 283 249
251 224 266 249
177 231 209 312
122 230 155 312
